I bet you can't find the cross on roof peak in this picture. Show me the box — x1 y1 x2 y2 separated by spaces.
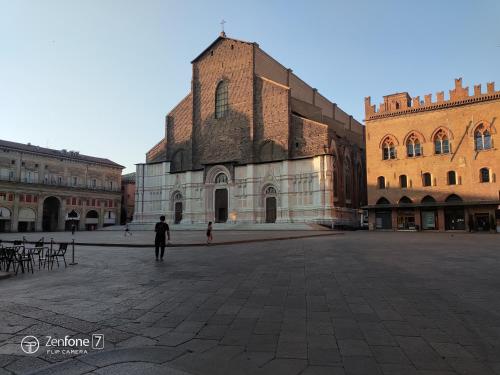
220 19 226 37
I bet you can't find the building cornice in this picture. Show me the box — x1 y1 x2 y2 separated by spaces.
365 78 500 122
365 93 500 121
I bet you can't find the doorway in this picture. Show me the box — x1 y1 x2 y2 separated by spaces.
375 210 392 229
42 197 60 231
265 197 277 223
474 213 490 231
214 189 228 223
444 207 465 230
174 202 183 224
397 209 416 230
85 210 99 231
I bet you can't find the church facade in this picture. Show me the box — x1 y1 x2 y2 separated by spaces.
133 34 366 226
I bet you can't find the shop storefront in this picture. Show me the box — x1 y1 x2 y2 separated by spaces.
421 209 438 230
397 209 416 230
375 210 392 229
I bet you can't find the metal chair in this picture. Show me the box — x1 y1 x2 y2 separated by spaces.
16 245 34 274
30 239 49 269
4 246 23 274
0 246 7 271
48 243 68 269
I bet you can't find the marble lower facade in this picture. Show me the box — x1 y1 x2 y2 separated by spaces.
133 155 360 227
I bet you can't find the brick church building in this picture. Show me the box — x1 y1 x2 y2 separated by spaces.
133 33 366 226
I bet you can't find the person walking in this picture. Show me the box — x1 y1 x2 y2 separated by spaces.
154 216 170 261
206 221 213 245
71 222 76 235
124 223 132 236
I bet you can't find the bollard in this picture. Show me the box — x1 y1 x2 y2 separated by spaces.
69 239 78 266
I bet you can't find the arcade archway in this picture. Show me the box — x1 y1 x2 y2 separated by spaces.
42 197 60 232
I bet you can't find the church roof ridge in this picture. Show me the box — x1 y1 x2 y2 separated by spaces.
191 34 255 63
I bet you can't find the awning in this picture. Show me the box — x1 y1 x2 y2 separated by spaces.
363 200 500 210
66 210 81 220
0 207 11 220
104 211 116 224
19 208 36 222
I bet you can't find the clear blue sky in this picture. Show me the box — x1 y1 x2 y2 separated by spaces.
1 0 499 173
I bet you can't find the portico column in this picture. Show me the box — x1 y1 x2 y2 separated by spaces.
79 201 86 230
437 207 445 232
391 208 397 231
36 196 44 231
414 208 421 231
11 193 19 232
58 198 66 231
98 207 104 229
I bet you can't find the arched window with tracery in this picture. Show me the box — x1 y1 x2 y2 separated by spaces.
215 173 228 184
333 169 338 198
215 81 228 119
381 136 397 160
344 158 352 200
474 124 492 150
406 133 422 157
434 129 450 154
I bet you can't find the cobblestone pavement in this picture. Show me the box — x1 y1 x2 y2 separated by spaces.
1 231 499 375
0 228 330 246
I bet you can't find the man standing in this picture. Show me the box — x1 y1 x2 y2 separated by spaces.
154 216 170 261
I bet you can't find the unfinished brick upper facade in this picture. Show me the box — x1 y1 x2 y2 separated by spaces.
136 34 366 226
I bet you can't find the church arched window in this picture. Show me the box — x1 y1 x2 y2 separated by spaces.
215 81 228 119
344 159 352 200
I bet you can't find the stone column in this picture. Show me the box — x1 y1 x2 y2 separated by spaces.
36 196 44 231
414 208 421 231
98 207 104 229
11 193 19 232
391 208 397 231
437 207 445 232
79 200 87 231
58 198 66 231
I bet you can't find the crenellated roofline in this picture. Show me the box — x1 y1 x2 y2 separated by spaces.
365 78 500 121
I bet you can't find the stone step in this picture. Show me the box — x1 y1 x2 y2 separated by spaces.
103 222 329 231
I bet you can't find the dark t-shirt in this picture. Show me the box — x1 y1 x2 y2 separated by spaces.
155 222 169 245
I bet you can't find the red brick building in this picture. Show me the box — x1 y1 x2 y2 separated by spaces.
364 78 499 232
135 33 366 226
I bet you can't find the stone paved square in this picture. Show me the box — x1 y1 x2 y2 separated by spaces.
1 231 500 374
